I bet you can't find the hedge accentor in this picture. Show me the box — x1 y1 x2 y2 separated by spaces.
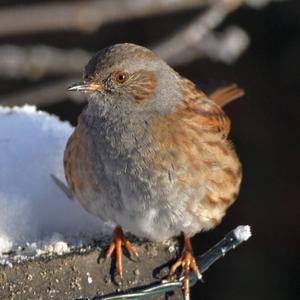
65 43 243 299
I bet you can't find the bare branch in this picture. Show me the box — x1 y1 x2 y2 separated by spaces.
0 0 212 37
154 0 243 64
169 26 250 66
0 78 82 107
0 45 89 79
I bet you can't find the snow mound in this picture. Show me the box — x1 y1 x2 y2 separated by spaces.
0 105 111 259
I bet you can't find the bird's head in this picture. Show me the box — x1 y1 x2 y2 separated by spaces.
68 43 182 117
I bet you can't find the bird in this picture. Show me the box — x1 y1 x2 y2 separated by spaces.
64 43 243 299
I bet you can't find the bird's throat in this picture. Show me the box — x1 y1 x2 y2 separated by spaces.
82 100 153 154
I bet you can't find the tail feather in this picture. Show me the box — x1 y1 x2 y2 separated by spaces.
209 84 245 107
50 174 73 200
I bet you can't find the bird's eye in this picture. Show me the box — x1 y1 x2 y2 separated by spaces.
115 71 128 84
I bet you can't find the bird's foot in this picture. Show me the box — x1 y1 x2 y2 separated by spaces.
169 233 202 300
103 226 138 280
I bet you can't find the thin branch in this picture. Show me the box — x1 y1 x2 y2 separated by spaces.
0 45 89 79
154 0 243 64
0 0 212 36
160 26 249 66
0 78 82 107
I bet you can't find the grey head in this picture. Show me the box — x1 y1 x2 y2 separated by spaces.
68 43 183 120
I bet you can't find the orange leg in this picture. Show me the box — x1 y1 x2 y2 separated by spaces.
170 233 202 300
104 226 138 279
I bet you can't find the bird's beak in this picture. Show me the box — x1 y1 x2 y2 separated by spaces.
68 81 103 93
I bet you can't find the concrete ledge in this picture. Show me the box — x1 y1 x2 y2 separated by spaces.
0 241 182 299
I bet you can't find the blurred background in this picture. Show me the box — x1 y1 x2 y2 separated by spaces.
0 0 298 299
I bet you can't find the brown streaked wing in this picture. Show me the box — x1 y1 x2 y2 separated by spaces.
180 77 231 139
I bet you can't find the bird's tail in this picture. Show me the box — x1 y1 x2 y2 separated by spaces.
209 83 245 108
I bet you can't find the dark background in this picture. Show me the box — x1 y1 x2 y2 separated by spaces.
0 1 299 299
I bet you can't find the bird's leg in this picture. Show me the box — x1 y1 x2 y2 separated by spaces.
104 226 138 279
169 232 202 300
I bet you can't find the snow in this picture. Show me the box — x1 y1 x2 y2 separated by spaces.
233 225 252 241
0 105 111 261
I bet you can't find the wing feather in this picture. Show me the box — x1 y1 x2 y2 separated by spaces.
180 77 235 139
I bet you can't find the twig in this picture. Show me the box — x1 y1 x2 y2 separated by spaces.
0 78 83 107
90 225 252 300
161 26 249 66
0 45 89 79
154 0 243 64
0 0 212 36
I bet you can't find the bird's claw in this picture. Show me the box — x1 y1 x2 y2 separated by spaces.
169 233 202 299
103 226 139 280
